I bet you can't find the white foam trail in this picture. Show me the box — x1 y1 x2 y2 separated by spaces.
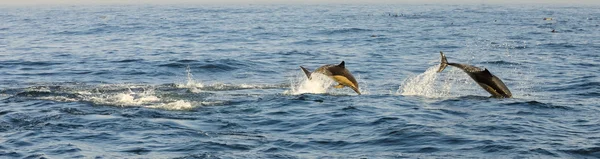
38 96 79 102
88 87 160 107
146 100 194 111
86 87 201 111
284 73 334 95
199 101 226 106
397 65 454 98
237 84 277 89
20 84 207 111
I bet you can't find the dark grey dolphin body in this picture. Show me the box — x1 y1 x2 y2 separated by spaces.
437 52 512 98
300 61 361 95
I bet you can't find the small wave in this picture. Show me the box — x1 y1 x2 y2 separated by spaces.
292 94 326 103
112 59 144 63
482 60 521 66
434 44 461 50
476 144 516 153
549 81 600 93
177 59 200 63
276 50 315 56
577 92 600 97
0 110 13 116
433 95 493 104
54 24 144 36
15 90 82 101
320 28 373 35
174 66 286 92
121 147 151 155
537 42 577 48
371 117 399 125
560 147 600 157
292 39 332 45
158 59 248 72
505 101 572 110
507 35 534 41
573 62 600 67
59 107 87 115
2 112 61 131
448 95 491 100
201 83 288 91
528 148 560 157
1 60 64 67
173 153 218 159
15 90 52 97
54 25 116 35
198 64 237 71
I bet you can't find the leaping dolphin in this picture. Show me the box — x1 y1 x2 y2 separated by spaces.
300 61 361 95
437 52 512 98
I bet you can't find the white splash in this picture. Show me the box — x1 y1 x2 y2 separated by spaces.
88 87 160 107
398 64 483 98
284 73 335 95
175 65 203 93
397 65 453 98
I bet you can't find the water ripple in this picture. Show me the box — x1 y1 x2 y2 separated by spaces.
0 4 598 158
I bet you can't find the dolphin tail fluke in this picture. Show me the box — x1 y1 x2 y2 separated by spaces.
437 51 448 73
300 66 312 80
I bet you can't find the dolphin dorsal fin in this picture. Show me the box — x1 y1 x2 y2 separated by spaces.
338 61 345 68
483 68 493 77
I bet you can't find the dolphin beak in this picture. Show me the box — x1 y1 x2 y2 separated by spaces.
351 86 361 95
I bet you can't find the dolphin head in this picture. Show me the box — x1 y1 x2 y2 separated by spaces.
469 69 512 98
326 61 361 95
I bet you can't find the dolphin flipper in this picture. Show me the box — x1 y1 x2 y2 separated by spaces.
334 83 345 88
437 51 448 73
300 66 312 80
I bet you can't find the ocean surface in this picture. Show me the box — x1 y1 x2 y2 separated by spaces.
1 4 599 158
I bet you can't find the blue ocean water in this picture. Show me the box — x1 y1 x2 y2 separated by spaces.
1 4 599 158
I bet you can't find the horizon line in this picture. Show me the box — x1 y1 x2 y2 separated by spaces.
2 0 600 6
